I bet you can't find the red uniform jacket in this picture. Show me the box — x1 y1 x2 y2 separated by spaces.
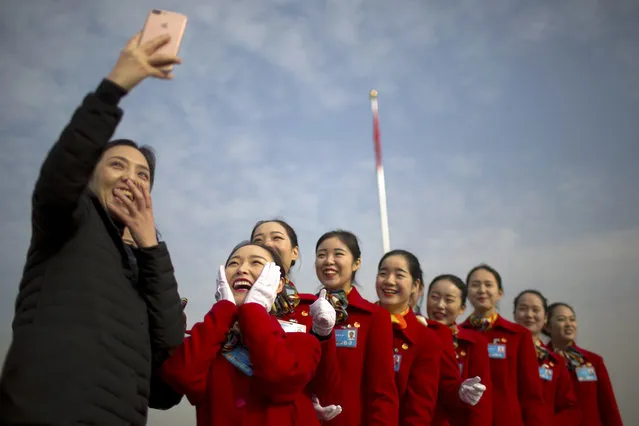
454 327 493 426
330 287 399 426
423 319 467 426
393 310 442 425
548 343 623 426
460 315 547 426
160 301 322 426
278 293 341 407
536 343 580 426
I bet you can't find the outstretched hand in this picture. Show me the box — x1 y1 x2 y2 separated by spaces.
107 32 182 91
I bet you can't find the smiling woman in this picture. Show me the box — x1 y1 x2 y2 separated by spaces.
160 241 326 426
0 32 185 425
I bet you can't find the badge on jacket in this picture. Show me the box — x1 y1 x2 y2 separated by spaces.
335 328 358 348
576 366 597 382
488 343 506 359
278 319 307 333
393 354 402 372
223 346 253 376
539 365 553 381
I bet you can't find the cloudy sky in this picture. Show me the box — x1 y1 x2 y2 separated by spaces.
1 0 638 423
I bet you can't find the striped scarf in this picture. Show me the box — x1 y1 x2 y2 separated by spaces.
468 312 498 331
323 289 349 325
556 343 585 371
271 279 300 317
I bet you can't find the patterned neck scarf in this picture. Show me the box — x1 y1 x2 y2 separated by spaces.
221 322 243 353
535 338 550 362
412 304 422 316
323 289 349 325
271 279 300 318
556 343 585 371
468 312 498 331
449 323 460 350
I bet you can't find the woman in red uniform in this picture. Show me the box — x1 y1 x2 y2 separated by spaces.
161 242 328 426
460 264 547 426
426 274 493 426
375 249 443 424
545 302 623 426
250 219 342 420
315 230 399 426
513 290 580 425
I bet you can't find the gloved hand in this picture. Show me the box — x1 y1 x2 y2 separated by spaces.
244 262 281 311
215 265 235 304
310 289 336 336
459 376 486 406
312 395 342 421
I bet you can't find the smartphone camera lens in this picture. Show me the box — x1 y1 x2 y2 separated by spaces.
152 9 161 15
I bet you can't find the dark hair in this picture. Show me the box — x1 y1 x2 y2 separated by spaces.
466 263 502 290
428 274 467 306
378 250 422 289
513 289 548 314
104 139 157 188
225 241 287 282
250 219 299 268
315 230 361 282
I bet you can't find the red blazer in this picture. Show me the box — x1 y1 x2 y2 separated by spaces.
548 343 623 426
460 315 547 426
423 319 466 426
536 343 580 426
455 327 493 426
160 301 322 426
330 287 399 426
278 293 341 407
393 310 442 425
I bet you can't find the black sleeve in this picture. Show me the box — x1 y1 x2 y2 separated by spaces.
132 242 184 351
148 366 184 410
32 79 127 241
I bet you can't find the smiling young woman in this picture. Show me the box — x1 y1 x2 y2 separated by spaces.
426 274 493 426
513 291 580 426
545 303 623 426
161 242 329 426
314 230 399 426
460 264 547 426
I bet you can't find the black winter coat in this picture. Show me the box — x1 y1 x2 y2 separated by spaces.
0 80 184 425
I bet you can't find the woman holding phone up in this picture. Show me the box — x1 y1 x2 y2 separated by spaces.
0 32 185 425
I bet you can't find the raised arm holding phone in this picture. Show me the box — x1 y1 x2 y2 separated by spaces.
0 28 186 426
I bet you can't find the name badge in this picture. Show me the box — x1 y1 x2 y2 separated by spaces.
458 362 464 375
222 346 253 376
278 320 307 333
393 354 402 372
576 366 597 382
539 365 553 381
488 343 507 359
335 328 358 348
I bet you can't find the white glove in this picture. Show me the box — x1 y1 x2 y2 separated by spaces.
312 395 342 421
215 265 235 304
459 376 486 406
310 289 336 336
244 262 281 311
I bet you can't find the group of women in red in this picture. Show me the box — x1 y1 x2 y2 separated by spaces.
160 219 624 426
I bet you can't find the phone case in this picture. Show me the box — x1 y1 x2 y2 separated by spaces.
139 9 188 63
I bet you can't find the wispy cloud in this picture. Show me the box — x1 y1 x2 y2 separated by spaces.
1 0 638 424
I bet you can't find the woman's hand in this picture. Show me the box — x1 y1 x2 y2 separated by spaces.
106 32 182 91
108 179 158 248
244 263 281 311
215 266 235 304
310 289 336 336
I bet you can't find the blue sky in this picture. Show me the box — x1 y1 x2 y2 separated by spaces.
1 0 638 424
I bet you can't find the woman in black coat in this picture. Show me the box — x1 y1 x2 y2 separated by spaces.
0 32 185 425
